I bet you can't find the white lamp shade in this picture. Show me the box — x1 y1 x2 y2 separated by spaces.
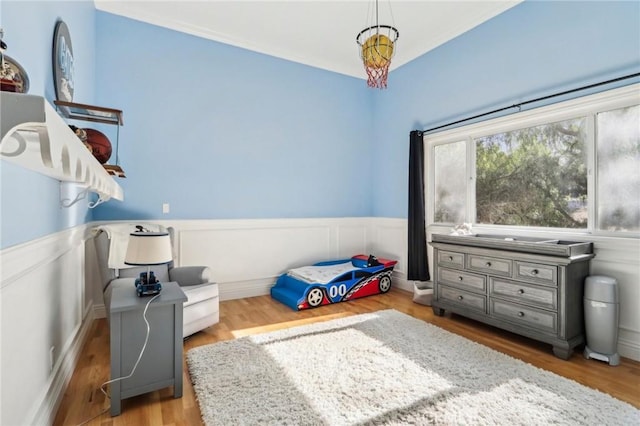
124 232 173 266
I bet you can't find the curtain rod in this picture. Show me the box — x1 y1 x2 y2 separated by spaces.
422 72 640 134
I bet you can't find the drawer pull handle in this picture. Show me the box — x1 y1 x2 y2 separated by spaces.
458 276 464 281
518 289 525 295
517 311 525 317
458 295 464 300
448 256 454 261
531 269 539 275
485 262 492 267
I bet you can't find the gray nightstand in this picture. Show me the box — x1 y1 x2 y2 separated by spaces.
109 281 187 416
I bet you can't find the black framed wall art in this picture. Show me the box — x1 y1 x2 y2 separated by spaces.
52 20 74 102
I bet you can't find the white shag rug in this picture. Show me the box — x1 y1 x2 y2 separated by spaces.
187 309 639 425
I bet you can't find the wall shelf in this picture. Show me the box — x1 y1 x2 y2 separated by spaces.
0 92 124 203
53 100 123 126
53 99 126 178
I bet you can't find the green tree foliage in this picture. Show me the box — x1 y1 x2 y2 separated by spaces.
475 119 587 228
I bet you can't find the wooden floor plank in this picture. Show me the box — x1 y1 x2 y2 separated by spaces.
54 288 640 425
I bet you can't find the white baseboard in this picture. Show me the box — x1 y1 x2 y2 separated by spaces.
392 274 411 293
94 303 106 319
617 328 640 361
218 278 275 301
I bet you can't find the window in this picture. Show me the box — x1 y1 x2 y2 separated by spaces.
426 84 639 235
596 105 640 232
475 118 587 228
434 141 466 223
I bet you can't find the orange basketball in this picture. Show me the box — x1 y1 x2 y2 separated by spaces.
84 128 112 164
362 34 394 68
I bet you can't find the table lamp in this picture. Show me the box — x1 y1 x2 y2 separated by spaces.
124 231 173 296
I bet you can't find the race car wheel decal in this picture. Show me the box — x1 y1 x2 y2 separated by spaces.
307 287 324 307
378 275 392 293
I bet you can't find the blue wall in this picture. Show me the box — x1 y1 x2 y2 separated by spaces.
0 0 96 248
372 0 640 217
91 12 373 221
1 1 639 248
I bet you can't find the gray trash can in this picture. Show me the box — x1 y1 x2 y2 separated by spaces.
583 275 620 366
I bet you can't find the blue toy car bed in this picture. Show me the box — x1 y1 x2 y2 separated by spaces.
270 254 397 311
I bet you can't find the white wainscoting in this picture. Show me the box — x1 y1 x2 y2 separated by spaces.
0 225 95 426
3 218 638 425
164 217 411 301
88 217 410 306
87 218 413 306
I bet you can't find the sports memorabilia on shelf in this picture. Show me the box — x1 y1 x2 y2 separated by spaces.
0 27 29 93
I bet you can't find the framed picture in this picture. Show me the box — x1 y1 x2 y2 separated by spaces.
53 100 123 126
52 20 74 102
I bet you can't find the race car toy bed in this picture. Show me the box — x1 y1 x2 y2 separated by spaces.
270 254 397 311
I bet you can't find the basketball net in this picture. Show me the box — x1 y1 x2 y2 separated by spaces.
364 61 391 89
356 22 398 90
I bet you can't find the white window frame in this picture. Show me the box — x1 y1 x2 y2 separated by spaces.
424 83 640 238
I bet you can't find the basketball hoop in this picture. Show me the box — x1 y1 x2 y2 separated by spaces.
357 25 398 89
356 0 399 89
363 61 391 89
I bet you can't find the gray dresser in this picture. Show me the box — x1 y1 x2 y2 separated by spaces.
430 234 594 360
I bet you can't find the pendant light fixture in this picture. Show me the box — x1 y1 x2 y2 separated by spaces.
356 0 399 89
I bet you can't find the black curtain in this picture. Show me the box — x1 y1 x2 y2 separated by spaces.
407 130 430 281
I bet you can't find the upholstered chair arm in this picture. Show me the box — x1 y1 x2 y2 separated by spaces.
169 266 213 286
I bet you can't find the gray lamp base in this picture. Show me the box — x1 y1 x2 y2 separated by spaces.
584 346 620 366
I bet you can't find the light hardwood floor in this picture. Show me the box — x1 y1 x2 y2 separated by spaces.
54 288 640 425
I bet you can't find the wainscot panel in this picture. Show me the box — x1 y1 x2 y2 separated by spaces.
0 225 95 426
90 218 408 302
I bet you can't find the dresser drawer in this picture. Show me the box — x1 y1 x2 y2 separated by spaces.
490 299 557 334
439 285 487 314
439 268 486 292
437 250 464 268
515 261 557 286
467 254 512 277
490 278 557 311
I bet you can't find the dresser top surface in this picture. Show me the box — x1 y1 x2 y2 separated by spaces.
431 233 593 258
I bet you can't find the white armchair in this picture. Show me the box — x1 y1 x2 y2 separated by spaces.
93 224 219 337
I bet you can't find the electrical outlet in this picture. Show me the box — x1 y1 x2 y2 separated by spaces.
162 203 170 214
49 346 55 372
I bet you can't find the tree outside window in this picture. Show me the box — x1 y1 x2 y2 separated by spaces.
475 118 587 228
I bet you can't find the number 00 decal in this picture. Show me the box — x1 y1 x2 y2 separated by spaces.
329 284 347 298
